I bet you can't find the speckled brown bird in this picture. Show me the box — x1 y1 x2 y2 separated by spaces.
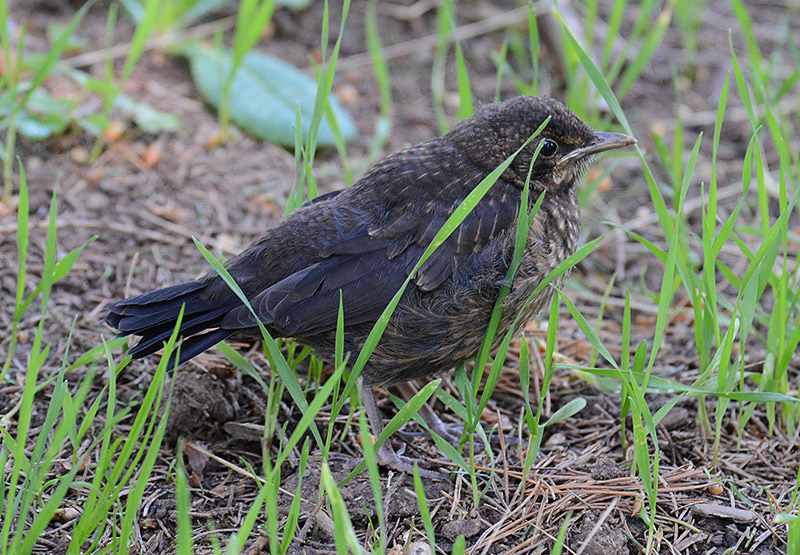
106 96 635 472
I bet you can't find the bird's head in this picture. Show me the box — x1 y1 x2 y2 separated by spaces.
447 96 636 193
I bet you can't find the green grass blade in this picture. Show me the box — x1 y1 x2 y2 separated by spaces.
192 237 325 449
414 464 436 554
321 464 363 554
357 414 385 552
175 444 193 555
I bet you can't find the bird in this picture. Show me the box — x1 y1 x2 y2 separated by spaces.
106 96 636 474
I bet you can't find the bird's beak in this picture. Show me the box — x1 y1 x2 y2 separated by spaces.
558 131 637 166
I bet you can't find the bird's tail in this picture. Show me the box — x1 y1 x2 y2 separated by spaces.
106 280 238 366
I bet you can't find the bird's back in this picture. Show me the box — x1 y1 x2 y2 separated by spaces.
107 95 615 386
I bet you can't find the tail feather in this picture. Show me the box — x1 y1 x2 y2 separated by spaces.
113 280 206 306
126 305 233 358
174 329 235 366
106 279 241 364
112 299 221 333
106 281 214 332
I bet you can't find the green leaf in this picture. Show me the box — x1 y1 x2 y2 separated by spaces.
46 22 88 52
77 113 109 137
10 89 75 139
14 114 67 140
114 93 180 133
276 0 312 8
180 42 357 147
544 398 586 427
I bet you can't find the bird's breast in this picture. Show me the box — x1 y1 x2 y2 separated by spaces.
495 192 580 344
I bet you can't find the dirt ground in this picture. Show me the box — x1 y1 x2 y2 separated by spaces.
1 1 798 553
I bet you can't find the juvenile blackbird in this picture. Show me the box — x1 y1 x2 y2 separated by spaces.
106 96 635 472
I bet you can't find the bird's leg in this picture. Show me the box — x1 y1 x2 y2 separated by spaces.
357 377 448 480
394 382 516 449
395 382 467 445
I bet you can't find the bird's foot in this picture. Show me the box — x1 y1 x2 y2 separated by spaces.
373 441 450 481
396 399 517 450
395 420 466 446
392 383 516 450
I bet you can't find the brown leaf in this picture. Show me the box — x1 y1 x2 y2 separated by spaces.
183 439 210 481
143 142 162 168
148 202 190 223
52 507 81 522
103 120 127 143
481 403 512 431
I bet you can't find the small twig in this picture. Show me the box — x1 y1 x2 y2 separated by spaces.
124 250 139 299
575 497 618 555
329 5 542 72
61 15 238 68
183 440 267 485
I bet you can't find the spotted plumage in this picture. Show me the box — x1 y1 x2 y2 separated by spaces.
106 97 634 459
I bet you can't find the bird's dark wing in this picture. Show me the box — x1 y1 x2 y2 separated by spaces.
221 233 419 337
340 140 522 292
368 168 520 292
222 140 521 339
222 197 518 339
388 196 518 291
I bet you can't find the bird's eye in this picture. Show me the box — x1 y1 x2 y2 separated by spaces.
539 138 558 158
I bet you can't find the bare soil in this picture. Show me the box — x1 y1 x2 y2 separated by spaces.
1 1 798 553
